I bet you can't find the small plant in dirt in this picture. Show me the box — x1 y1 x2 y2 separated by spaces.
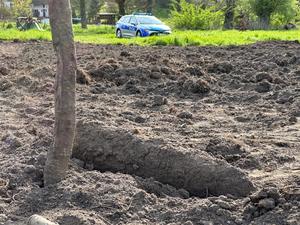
12 0 32 17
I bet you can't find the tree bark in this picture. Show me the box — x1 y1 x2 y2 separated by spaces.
223 0 235 30
44 0 77 186
259 15 270 30
146 0 153 13
80 0 87 29
117 0 126 16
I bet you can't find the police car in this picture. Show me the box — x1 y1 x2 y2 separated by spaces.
115 13 171 38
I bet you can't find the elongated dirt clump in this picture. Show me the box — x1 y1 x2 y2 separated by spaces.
73 120 255 197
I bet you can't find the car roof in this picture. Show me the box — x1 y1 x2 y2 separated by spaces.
122 14 154 17
134 15 154 17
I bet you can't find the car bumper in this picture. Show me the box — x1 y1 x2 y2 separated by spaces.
148 30 172 36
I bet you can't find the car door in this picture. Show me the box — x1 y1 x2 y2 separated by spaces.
120 16 130 37
128 16 138 37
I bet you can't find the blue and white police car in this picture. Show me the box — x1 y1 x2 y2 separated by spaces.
115 13 171 38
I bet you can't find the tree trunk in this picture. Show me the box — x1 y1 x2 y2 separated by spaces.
44 0 77 186
146 0 153 13
259 15 270 30
117 0 126 16
80 0 87 29
223 0 235 30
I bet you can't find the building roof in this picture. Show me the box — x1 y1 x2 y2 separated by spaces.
32 0 48 5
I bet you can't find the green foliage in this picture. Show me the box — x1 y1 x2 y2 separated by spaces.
170 0 224 30
1 24 300 46
250 0 297 25
6 23 13 29
250 0 297 18
88 0 103 20
0 21 13 29
293 2 300 22
271 13 294 28
12 0 32 17
235 0 256 20
72 24 114 34
153 7 170 19
0 6 12 19
41 23 51 31
70 0 300 30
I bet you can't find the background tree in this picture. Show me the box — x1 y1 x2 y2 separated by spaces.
115 0 126 16
0 0 12 19
250 0 297 29
223 0 236 29
80 0 88 28
88 0 102 21
146 0 154 13
71 0 80 17
44 0 77 186
12 0 32 17
171 0 224 29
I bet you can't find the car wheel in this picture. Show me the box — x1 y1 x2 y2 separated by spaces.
136 31 142 37
116 29 122 38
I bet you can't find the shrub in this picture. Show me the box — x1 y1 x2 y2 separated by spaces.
0 7 13 19
250 0 297 29
170 0 224 30
153 39 168 46
6 23 13 29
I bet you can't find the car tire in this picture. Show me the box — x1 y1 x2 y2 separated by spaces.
116 29 122 38
136 31 142 37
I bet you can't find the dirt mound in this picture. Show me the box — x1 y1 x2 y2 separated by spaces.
207 61 233 74
182 78 210 94
30 66 55 79
76 68 92 85
0 79 12 91
205 138 247 162
0 41 299 225
74 120 255 197
0 66 9 76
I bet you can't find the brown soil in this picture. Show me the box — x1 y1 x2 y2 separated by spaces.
0 41 299 225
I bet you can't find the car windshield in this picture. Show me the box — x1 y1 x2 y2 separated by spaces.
137 16 163 25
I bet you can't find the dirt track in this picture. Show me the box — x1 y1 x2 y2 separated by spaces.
0 41 299 225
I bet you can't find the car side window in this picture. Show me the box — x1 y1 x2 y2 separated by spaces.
129 16 138 25
123 16 130 23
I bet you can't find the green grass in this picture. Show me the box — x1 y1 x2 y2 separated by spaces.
0 24 300 46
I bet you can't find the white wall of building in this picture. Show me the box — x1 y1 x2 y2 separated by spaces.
4 1 12 8
32 4 49 18
2 1 49 18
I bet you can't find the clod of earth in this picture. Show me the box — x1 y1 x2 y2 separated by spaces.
73 120 255 198
207 62 233 74
182 78 210 94
152 95 168 106
255 81 272 93
0 66 9 76
76 68 92 85
256 72 273 83
0 79 13 91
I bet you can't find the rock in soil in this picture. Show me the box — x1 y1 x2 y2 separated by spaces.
255 80 272 93
258 198 276 210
